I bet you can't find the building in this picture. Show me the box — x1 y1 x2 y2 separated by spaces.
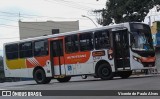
151 21 160 47
19 20 79 39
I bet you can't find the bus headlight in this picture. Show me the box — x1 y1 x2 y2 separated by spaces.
133 56 141 62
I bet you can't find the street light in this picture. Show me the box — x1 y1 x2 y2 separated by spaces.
82 15 98 27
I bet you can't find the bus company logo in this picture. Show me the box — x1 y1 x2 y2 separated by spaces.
67 54 86 59
2 91 11 96
1 91 42 96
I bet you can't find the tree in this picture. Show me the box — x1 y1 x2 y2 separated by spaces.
95 0 160 26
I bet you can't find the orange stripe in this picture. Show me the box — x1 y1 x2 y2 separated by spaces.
140 57 156 62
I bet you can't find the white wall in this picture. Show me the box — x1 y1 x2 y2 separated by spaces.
19 20 79 39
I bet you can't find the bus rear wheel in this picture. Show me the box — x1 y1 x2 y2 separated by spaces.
97 63 114 80
57 76 71 82
118 71 132 79
33 68 52 84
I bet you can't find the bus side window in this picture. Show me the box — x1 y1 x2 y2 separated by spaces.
94 30 110 50
34 40 48 57
65 35 79 53
19 42 33 58
79 33 93 51
5 44 19 60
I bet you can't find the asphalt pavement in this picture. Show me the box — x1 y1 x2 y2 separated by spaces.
156 50 160 70
0 75 160 99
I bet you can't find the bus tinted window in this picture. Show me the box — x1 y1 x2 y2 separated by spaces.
94 30 110 49
79 33 93 51
19 42 33 58
5 44 18 59
34 40 48 56
52 40 63 57
65 35 79 53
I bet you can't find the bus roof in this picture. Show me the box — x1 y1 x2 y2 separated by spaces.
4 22 147 45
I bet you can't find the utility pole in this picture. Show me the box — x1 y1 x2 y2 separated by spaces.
19 12 21 21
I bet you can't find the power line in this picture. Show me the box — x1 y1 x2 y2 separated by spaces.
0 15 95 29
44 0 94 11
60 0 104 6
0 22 94 32
0 17 19 22
0 11 93 20
0 22 95 40
0 23 54 32
0 37 19 39
0 10 98 22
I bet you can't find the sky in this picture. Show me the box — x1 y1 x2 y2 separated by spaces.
0 0 160 56
0 0 106 56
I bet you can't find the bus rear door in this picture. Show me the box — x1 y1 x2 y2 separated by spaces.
50 38 65 76
112 29 130 70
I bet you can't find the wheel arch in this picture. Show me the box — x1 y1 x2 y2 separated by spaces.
33 66 45 77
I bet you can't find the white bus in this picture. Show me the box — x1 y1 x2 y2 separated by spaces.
3 22 156 84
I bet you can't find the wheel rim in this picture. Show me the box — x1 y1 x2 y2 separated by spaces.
82 75 87 79
36 72 43 82
101 68 110 76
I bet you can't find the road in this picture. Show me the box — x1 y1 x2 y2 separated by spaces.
0 75 160 99
156 50 160 70
0 75 160 90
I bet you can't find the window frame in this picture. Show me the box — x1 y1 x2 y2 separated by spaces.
65 34 79 54
52 40 64 57
33 39 49 57
79 32 94 51
5 43 19 60
19 41 33 58
94 29 110 50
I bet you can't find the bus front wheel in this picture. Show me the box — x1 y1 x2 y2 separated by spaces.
97 64 114 80
33 68 51 84
57 76 71 82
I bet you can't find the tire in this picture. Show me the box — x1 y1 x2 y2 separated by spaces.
33 69 51 84
81 75 87 79
45 77 52 84
119 71 132 79
57 76 71 83
97 63 114 80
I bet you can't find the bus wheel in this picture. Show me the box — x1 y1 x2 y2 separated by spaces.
119 71 132 79
97 64 114 80
81 75 87 79
33 69 51 84
45 77 52 84
57 76 71 83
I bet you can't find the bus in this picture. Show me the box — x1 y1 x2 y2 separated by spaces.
3 22 156 84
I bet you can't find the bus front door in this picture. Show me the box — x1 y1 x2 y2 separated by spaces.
112 29 130 70
50 39 65 76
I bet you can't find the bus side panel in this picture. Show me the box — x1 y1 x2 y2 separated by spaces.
64 51 92 75
92 50 116 73
4 57 29 77
4 56 52 78
26 56 52 77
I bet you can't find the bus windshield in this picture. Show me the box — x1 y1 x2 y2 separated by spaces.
130 23 154 51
